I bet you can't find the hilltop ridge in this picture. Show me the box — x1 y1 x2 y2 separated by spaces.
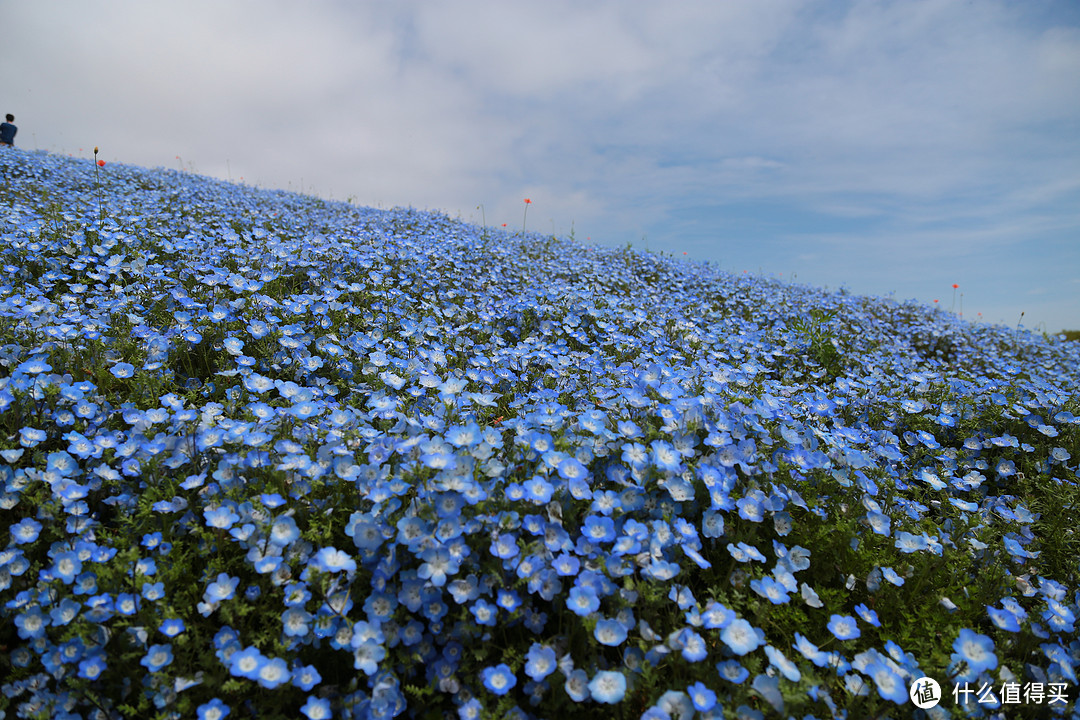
3 150 1076 393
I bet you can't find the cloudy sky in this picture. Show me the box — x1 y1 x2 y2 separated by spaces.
6 1 1079 332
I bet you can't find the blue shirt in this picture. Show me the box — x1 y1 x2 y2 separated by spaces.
0 122 16 145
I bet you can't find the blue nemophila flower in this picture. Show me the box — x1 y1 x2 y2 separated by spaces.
642 558 681 581
594 617 628 646
229 647 266 680
656 690 694 719
15 607 49 639
221 336 244 355
489 532 520 560
1049 446 1071 463
552 552 580 576
10 517 42 544
764 644 801 682
854 603 881 627
19 426 46 447
470 598 498 626
525 644 557 681
865 661 907 704
313 546 356 574
1000 596 1029 620
445 421 482 447
952 628 997 675
1036 422 1059 437
894 531 928 553
702 600 735 629
115 592 140 616
287 399 323 419
727 541 767 563
418 547 459 587
363 591 397 622
269 516 301 546
701 510 725 538
523 476 554 504
496 588 522 613
557 456 588 481
881 566 905 586
260 492 287 508
448 577 479 605
243 373 275 394
352 638 386 675
1042 598 1075 633
669 584 696 610
204 573 240 603
141 531 163 550
792 632 829 667
751 576 791 605
73 398 100 418
78 652 107 680
457 698 482 720
736 494 765 522
204 505 240 530
678 628 708 662
281 607 312 637
1002 534 1040 560
567 585 600 616
828 614 861 641
866 510 891 536
256 656 292 689
49 598 80 626
396 516 430 548
140 643 173 672
564 668 590 702
688 681 717 711
0 447 23 462
588 670 626 704
136 556 158 576
300 696 332 720
17 357 51 374
582 515 616 543
160 618 185 637
292 663 322 691
721 618 762 655
52 550 82 584
621 441 648 469
772 509 793 536
481 663 517 696
900 399 925 413
110 361 135 378
651 440 683 472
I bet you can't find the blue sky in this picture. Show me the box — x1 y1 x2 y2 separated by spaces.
6 0 1079 331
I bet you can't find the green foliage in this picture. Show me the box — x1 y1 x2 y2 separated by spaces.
791 307 846 382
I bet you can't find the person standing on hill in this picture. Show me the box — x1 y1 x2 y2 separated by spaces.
0 114 16 147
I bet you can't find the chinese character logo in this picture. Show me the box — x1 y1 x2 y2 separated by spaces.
910 677 942 709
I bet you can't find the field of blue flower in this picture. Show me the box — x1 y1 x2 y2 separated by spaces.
1 149 1077 720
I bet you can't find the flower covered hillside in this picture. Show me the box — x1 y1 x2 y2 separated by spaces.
1 149 1078 719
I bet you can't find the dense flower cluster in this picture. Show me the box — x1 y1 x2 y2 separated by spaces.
1 150 1078 719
